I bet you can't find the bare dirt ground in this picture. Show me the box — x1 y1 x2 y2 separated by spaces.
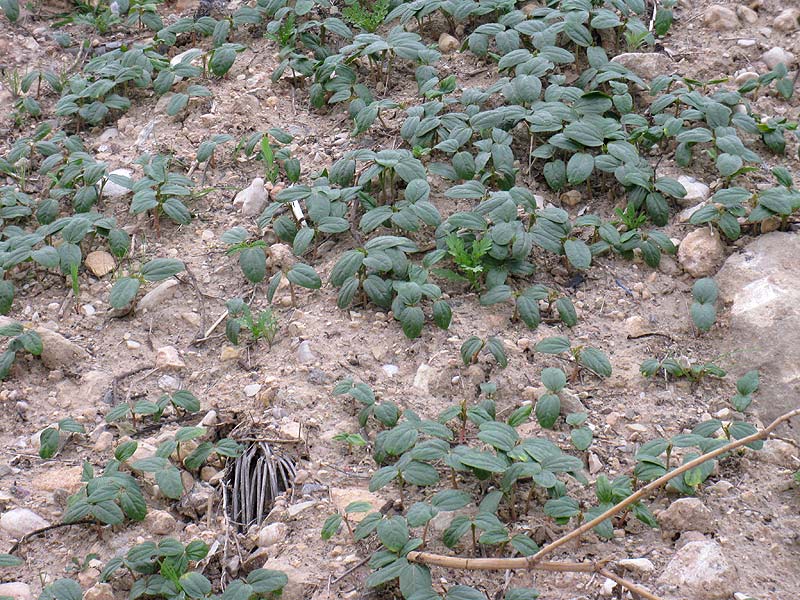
0 0 799 599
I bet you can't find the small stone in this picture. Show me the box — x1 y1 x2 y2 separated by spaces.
137 279 180 312
126 340 141 350
155 346 186 370
773 8 800 32
438 33 460 53
0 583 32 600
761 47 795 70
413 364 433 393
382 364 399 377
220 346 240 361
659 498 715 538
618 558 655 574
200 466 218 482
678 229 726 277
244 383 262 397
588 453 603 475
85 250 116 277
735 5 758 24
676 175 710 207
102 168 133 199
0 508 50 538
296 340 315 364
158 374 181 391
611 52 674 81
624 315 650 338
258 522 287 547
83 583 114 600
234 178 268 217
737 39 756 47
703 5 739 31
201 410 218 427
658 540 736 599
287 500 316 518
145 509 176 535
559 190 582 207
81 304 96 317
734 71 759 86
94 431 114 452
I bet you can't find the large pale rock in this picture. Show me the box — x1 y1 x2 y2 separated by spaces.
773 8 800 32
0 583 32 600
703 5 739 30
611 52 675 82
329 487 384 522
0 508 50 537
716 233 800 432
676 176 710 208
102 168 133 199
234 178 268 217
36 326 90 370
658 540 736 599
83 583 114 600
677 229 726 277
257 522 287 547
32 465 84 493
137 279 179 312
658 498 714 538
761 47 795 70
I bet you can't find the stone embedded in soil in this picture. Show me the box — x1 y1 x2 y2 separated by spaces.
773 8 800 32
261 558 312 600
675 175 710 207
0 583 32 600
25 324 89 370
102 168 133 199
658 498 715 538
756 439 798 467
677 228 725 277
84 250 116 277
234 177 268 217
716 233 800 433
244 383 261 397
329 487 384 522
658 540 736 599
703 5 739 30
32 465 83 494
761 47 795 70
559 189 581 207
438 33 459 53
412 364 434 393
145 509 177 535
136 279 179 312
610 52 675 82
0 507 50 538
618 558 655 574
257 522 287 547
155 345 186 370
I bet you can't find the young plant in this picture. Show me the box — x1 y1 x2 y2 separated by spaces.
640 356 726 382
691 277 718 333
434 233 492 290
342 0 389 32
0 322 42 380
105 390 201 430
39 418 86 459
534 336 613 379
460 335 508 368
333 432 368 452
109 258 185 311
534 367 567 429
225 298 279 347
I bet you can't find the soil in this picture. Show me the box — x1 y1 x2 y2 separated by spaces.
0 0 799 599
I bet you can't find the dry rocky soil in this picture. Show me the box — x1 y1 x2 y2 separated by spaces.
0 0 800 599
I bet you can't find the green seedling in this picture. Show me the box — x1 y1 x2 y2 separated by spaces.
225 298 278 347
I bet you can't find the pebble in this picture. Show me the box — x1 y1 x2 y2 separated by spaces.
0 508 50 538
734 71 759 85
703 5 739 31
244 384 262 397
287 500 316 517
126 340 141 350
773 8 800 32
155 346 186 370
234 178 268 217
83 583 114 600
200 410 218 427
296 340 315 364
659 498 715 538
382 364 399 377
137 279 179 312
157 374 181 391
413 364 434 394
307 368 329 385
93 431 114 452
761 47 795 70
85 250 116 278
0 583 32 600
438 33 459 53
146 509 177 535
618 558 655 574
677 229 726 277
102 168 133 199
735 5 758 24
220 346 240 361
81 304 96 317
258 522 287 547
737 39 756 47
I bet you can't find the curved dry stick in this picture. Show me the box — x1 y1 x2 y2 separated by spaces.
407 408 800 600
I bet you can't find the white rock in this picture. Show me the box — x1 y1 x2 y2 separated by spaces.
155 346 186 370
413 364 434 393
735 5 758 24
287 500 316 517
296 340 315 364
703 5 739 31
676 175 710 207
658 540 736 599
677 202 707 223
234 178 268 217
0 508 50 538
257 522 287 547
761 47 795 70
102 168 133 199
137 279 180 312
618 558 655 574
734 71 759 85
677 229 726 277
81 304 96 317
381 364 399 377
0 583 32 600
126 340 141 350
244 384 262 397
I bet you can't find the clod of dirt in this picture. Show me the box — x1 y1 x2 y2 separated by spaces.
677 228 726 277
84 250 116 278
703 5 740 31
658 498 715 538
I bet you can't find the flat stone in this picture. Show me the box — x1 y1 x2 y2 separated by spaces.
287 500 316 518
155 346 186 370
413 364 434 394
102 168 133 199
0 583 32 600
677 229 726 277
85 251 116 277
773 8 800 32
257 522 287 547
658 498 715 538
137 279 180 312
145 509 176 535
618 558 655 574
611 52 675 81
